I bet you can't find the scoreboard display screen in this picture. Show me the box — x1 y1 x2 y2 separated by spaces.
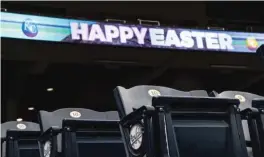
1 12 263 53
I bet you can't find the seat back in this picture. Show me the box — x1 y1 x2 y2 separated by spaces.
114 85 208 118
212 91 263 111
213 91 264 157
156 96 247 157
38 108 126 157
39 108 119 132
212 91 263 141
1 121 40 138
252 99 264 156
114 85 247 157
1 121 40 157
114 85 209 157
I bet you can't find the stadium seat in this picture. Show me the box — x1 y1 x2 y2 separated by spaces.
1 121 41 157
114 85 248 157
38 108 126 157
257 44 264 59
213 91 264 157
252 98 264 157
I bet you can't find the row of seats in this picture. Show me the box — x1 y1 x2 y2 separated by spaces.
1 85 264 157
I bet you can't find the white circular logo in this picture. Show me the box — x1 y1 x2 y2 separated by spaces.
148 89 161 97
70 111 81 118
43 141 51 157
129 124 143 150
235 95 246 102
16 123 26 130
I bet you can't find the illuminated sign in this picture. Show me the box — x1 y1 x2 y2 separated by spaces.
1 12 264 53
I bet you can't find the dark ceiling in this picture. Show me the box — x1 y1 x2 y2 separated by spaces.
1 1 264 123
2 1 264 29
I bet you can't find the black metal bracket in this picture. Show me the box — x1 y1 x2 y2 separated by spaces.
119 105 155 157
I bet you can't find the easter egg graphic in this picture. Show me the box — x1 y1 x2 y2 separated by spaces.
246 37 258 50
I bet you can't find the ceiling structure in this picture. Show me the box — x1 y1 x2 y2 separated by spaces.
2 1 263 30
1 2 264 123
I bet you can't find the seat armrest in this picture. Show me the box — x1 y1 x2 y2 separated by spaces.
252 99 264 110
62 119 120 130
6 130 40 139
119 105 155 127
152 96 240 109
